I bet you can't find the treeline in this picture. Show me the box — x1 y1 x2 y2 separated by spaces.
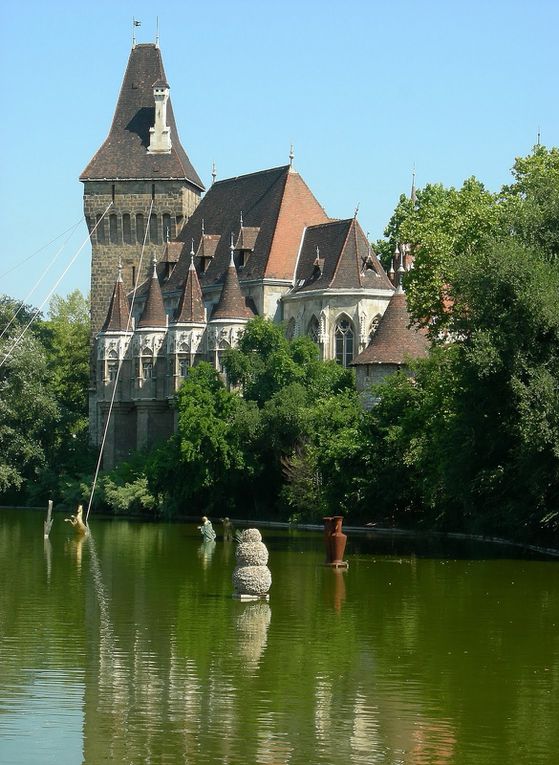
1 146 558 544
0 290 95 505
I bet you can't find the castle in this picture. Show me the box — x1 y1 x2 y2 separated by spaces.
82 42 425 467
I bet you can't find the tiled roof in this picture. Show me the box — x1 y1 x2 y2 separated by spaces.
210 259 254 321
235 226 260 251
137 265 167 328
195 233 220 261
174 261 205 324
101 277 130 332
165 166 328 295
351 290 429 366
294 218 393 292
80 44 203 188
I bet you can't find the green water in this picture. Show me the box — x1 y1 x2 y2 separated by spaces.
0 509 557 764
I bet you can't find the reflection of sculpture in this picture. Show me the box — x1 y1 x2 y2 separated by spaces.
198 516 216 541
235 602 271 668
232 528 271 600
198 540 216 569
64 504 88 536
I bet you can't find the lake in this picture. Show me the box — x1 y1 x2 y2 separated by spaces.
0 508 558 764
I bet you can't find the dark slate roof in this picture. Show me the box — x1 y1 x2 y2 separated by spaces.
164 166 328 295
210 258 254 321
174 260 205 324
293 217 393 292
80 44 203 188
101 276 130 332
351 290 429 366
137 264 167 328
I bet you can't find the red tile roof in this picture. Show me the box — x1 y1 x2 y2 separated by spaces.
137 265 167 328
101 277 131 332
211 258 254 321
174 261 205 324
351 290 429 366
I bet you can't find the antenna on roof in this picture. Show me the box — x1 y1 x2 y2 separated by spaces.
354 203 360 219
151 252 158 277
240 211 243 228
211 161 217 185
132 18 141 48
155 17 160 48
289 144 295 169
411 164 417 205
229 233 235 266
190 238 195 258
537 127 541 146
201 218 205 236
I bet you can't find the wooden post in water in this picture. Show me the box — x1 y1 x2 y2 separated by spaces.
44 499 54 539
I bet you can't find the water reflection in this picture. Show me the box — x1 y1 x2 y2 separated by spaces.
198 539 216 569
1 510 558 765
235 602 271 670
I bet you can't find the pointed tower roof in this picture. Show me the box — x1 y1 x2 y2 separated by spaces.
101 265 131 332
138 258 167 328
80 44 203 188
175 254 206 324
351 291 428 366
211 242 253 321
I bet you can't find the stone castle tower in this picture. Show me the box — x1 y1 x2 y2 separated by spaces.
80 43 204 340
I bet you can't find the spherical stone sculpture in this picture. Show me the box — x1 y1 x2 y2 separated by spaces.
232 528 271 600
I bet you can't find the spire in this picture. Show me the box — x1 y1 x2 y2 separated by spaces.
411 165 417 205
175 254 205 324
395 245 406 293
212 161 217 184
289 144 295 169
138 256 167 328
101 264 131 332
230 232 235 266
190 238 195 258
211 249 253 321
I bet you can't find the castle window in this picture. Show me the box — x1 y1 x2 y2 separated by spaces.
151 183 156 200
162 213 172 242
123 214 132 244
96 214 106 244
107 350 118 382
136 214 145 244
149 214 159 244
109 214 118 244
335 316 354 367
369 314 381 341
179 356 190 377
141 349 154 380
308 316 319 344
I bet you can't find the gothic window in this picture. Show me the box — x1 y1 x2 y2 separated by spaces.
107 350 118 382
141 349 154 380
179 356 190 377
123 214 132 244
308 315 319 344
285 317 295 340
109 214 118 244
149 213 159 244
136 214 145 244
96 214 106 244
335 316 354 367
369 314 381 341
162 213 172 242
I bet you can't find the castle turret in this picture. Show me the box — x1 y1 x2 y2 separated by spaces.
167 246 207 390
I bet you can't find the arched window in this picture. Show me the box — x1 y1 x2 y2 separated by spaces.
369 314 381 341
123 214 132 244
308 315 319 344
162 213 172 242
285 317 295 340
335 316 354 367
141 349 154 380
96 214 106 244
136 214 145 244
149 213 159 244
107 349 118 382
109 214 118 244
178 356 190 377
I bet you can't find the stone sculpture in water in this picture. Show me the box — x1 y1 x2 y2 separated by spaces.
232 528 271 600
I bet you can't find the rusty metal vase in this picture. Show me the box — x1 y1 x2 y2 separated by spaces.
323 516 347 565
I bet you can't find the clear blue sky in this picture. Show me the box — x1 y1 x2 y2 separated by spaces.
1 0 557 311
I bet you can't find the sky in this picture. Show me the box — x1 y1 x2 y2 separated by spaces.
1 0 558 312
